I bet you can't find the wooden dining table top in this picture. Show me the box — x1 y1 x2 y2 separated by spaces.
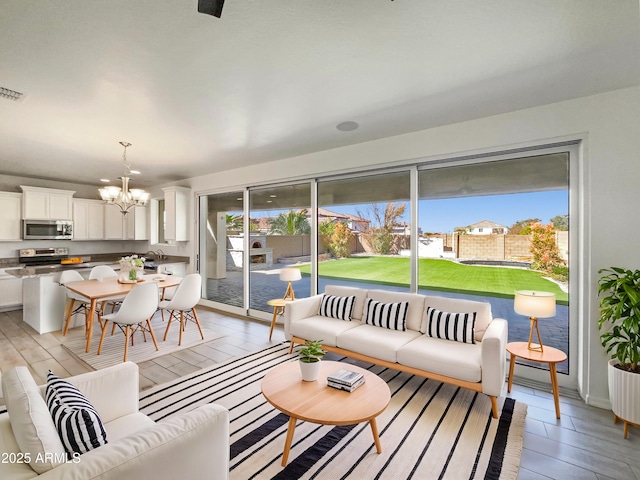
65 274 181 299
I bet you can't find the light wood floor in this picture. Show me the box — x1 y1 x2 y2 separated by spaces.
0 307 638 480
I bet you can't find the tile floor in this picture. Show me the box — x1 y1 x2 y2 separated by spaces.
0 307 637 479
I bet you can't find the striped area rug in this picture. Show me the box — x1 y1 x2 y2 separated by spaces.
140 343 526 480
61 313 224 369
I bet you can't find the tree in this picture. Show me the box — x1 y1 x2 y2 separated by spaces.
551 214 569 231
225 214 242 230
318 219 335 236
530 222 563 273
268 209 310 235
509 218 541 235
357 202 406 254
328 222 353 258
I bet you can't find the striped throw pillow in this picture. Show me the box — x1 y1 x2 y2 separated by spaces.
425 307 476 344
318 294 356 321
46 371 108 457
363 298 409 331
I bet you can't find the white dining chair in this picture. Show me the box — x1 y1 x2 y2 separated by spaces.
89 265 125 314
97 282 160 362
59 270 91 336
160 274 204 346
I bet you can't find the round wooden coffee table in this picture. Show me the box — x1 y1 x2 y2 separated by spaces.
261 360 391 466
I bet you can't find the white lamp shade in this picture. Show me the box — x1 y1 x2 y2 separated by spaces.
279 268 302 282
514 290 556 318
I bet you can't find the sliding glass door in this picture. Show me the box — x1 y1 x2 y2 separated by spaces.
418 151 571 373
248 183 312 314
317 171 411 293
199 191 245 311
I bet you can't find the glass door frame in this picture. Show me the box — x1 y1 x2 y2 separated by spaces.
195 142 581 391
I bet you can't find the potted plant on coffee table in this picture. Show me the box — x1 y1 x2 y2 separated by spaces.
598 267 640 438
298 339 326 382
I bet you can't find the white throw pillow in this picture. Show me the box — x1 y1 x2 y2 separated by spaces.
425 306 476 344
318 294 356 321
363 298 409 331
46 371 108 457
1 367 67 474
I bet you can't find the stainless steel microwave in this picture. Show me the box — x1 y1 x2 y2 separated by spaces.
22 220 73 240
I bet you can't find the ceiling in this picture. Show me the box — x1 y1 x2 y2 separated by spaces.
1 1 639 191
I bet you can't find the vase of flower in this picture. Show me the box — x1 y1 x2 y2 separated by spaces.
119 255 145 283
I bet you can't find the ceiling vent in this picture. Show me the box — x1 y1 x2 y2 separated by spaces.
0 87 25 102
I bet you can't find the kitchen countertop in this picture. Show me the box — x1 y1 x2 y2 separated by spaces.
5 253 189 279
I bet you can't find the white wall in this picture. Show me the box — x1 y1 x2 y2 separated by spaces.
170 85 640 408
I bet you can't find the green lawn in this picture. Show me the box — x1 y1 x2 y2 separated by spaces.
298 257 568 304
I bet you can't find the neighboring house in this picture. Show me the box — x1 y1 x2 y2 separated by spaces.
465 220 509 235
392 221 411 236
315 207 369 233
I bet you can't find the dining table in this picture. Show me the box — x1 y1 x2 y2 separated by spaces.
64 274 182 353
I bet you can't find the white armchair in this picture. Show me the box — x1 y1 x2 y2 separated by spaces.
0 362 230 480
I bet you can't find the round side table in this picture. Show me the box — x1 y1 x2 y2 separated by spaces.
267 298 288 340
506 342 567 419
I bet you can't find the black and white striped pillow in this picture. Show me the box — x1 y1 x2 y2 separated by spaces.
425 307 476 344
318 294 356 321
363 298 409 331
46 371 108 457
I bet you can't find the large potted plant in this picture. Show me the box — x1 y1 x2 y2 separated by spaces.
598 267 640 438
298 340 326 381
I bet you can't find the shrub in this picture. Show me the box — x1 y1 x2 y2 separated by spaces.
328 222 352 258
530 222 563 274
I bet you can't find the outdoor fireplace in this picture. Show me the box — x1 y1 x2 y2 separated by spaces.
226 234 273 270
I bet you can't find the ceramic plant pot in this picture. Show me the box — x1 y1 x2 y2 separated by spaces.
608 359 640 437
299 359 321 381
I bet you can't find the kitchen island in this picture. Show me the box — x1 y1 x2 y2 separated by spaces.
6 253 188 334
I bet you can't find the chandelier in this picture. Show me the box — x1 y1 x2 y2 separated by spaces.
98 141 150 215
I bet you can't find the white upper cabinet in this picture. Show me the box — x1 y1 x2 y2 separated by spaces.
104 203 125 239
21 186 74 220
0 192 22 241
126 205 148 240
73 199 105 240
104 203 148 240
162 186 190 242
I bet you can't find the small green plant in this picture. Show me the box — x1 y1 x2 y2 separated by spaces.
298 340 326 363
598 267 640 374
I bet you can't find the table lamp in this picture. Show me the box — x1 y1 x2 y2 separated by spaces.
514 290 556 352
279 268 302 301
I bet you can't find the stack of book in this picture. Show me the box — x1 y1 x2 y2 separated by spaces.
327 369 366 392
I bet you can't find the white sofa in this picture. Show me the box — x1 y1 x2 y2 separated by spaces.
285 285 508 418
0 362 229 480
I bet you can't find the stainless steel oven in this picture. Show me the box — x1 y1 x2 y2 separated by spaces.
22 220 73 240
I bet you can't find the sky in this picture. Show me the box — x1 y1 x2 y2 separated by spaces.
324 190 569 233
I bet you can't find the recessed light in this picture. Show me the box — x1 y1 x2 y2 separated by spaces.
269 194 277 198
267 200 273 203
236 197 242 201
100 178 110 183
336 121 359 132
130 170 141 175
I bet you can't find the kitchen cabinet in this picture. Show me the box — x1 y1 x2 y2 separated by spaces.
105 203 148 240
0 268 23 311
22 274 66 334
126 205 148 240
73 199 105 240
104 204 124 239
162 186 190 242
0 192 22 241
21 185 74 220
